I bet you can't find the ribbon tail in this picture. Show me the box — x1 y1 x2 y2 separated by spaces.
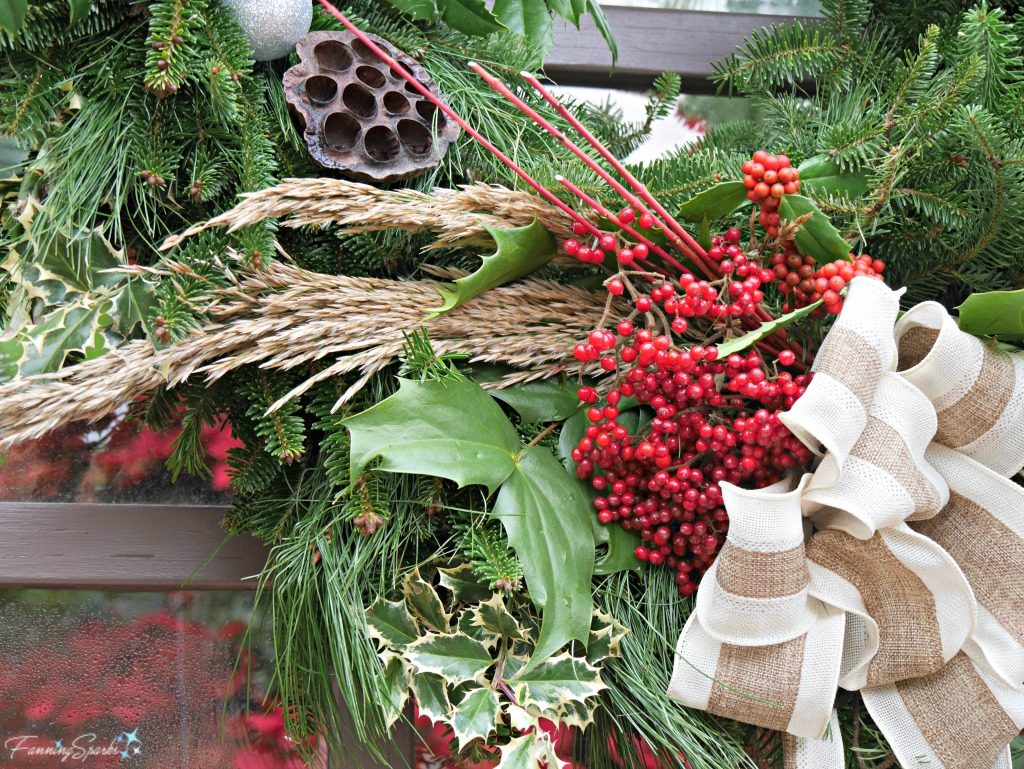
781 710 844 769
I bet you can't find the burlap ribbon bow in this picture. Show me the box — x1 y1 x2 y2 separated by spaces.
667 277 1024 769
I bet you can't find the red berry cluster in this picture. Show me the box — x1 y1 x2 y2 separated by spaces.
771 248 886 315
571 340 813 594
742 150 800 239
563 209 656 266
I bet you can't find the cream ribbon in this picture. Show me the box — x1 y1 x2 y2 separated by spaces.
667 277 1024 769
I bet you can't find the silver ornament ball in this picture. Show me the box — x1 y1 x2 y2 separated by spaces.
223 0 312 61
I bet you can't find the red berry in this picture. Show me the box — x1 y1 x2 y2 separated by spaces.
638 212 656 230
778 350 796 366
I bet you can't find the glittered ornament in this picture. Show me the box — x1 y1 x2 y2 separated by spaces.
222 0 312 62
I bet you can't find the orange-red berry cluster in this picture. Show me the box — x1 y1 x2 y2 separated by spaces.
742 150 800 239
772 248 886 315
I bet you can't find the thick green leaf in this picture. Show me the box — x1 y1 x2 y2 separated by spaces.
584 0 617 62
547 0 583 26
487 380 579 423
439 564 493 604
716 300 823 358
432 220 556 317
450 686 500 750
494 447 595 666
676 181 750 223
470 594 524 640
697 214 712 251
385 0 437 21
404 631 493 685
495 733 538 769
777 194 852 263
0 0 27 35
509 653 605 713
366 598 419 649
345 378 520 493
69 0 93 24
403 570 451 632
797 155 868 197
594 525 640 575
958 289 1024 339
440 0 505 36
410 672 452 723
494 0 553 52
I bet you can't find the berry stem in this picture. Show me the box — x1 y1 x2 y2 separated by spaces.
315 0 602 239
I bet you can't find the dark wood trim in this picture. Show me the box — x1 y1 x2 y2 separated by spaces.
546 6 810 92
0 502 265 589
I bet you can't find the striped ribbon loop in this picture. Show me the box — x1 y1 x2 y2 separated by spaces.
668 277 1024 769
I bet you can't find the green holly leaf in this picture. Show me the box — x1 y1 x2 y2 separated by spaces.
385 0 437 22
366 598 419 649
346 378 521 493
547 0 585 26
410 672 452 723
958 289 1024 339
495 447 594 666
450 685 500 750
470 594 524 640
697 214 713 251
676 181 750 223
716 300 822 358
495 733 539 769
0 0 28 36
494 0 554 52
777 194 852 263
431 220 556 317
69 0 93 24
440 0 505 36
509 653 605 714
381 654 411 727
797 155 868 197
403 570 451 633
439 564 493 605
585 0 618 62
484 378 580 423
404 631 493 686
111 276 156 336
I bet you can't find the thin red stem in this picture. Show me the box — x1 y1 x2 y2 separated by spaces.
315 0 601 240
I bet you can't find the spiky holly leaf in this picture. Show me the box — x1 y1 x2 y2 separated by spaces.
777 194 852 263
404 631 493 686
458 607 499 648
494 733 538 769
509 653 605 714
403 570 451 633
410 672 452 724
494 0 554 52
716 300 822 358
366 598 419 649
345 378 520 493
535 732 571 769
587 610 628 664
958 288 1024 339
431 220 556 317
381 654 411 727
69 0 93 24
797 155 868 198
487 379 580 424
450 685 501 750
0 0 27 37
676 181 750 222
385 0 437 22
557 699 597 730
0 300 115 382
440 0 506 36
439 563 493 605
470 594 524 641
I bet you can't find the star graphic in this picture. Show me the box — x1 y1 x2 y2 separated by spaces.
122 730 140 747
119 750 129 761
132 747 141 755
54 740 63 750
114 734 124 743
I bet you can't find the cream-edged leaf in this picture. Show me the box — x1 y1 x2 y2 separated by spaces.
366 598 419 649
403 569 451 632
470 594 524 640
450 685 500 750
404 631 493 685
410 672 452 724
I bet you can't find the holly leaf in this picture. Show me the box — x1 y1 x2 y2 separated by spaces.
410 672 452 723
716 300 822 358
494 0 554 52
345 378 521 493
431 220 556 317
494 447 595 667
495 733 539 769
381 654 411 727
509 652 605 714
587 610 628 664
594 525 640 575
439 564 493 604
450 685 500 750
676 181 750 223
404 631 493 686
470 594 524 640
697 214 713 251
778 194 852 263
385 0 437 22
797 155 868 197
3 300 115 381
957 289 1024 339
366 598 419 649
0 0 27 36
403 570 451 633
440 0 505 36
69 0 93 24
584 0 618 62
547 0 584 26
111 276 156 336
486 379 580 423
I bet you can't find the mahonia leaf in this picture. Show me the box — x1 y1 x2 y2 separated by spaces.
381 654 411 727
345 378 520 493
410 672 452 723
439 564 493 604
403 570 451 633
404 631 493 686
494 0 554 52
470 594 525 640
431 220 556 317
366 598 419 649
440 0 505 36
958 289 1024 339
676 180 750 222
716 300 822 358
586 609 628 664
450 686 501 750
509 653 605 714
777 194 852 263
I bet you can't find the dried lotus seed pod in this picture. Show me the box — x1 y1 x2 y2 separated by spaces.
283 30 460 183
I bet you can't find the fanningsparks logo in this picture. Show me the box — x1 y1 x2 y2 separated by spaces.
4 730 142 763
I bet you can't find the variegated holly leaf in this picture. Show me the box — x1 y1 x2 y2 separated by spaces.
556 699 596 730
366 598 419 649
439 563 492 604
410 672 452 724
458 608 499 649
509 653 605 715
0 299 116 381
470 594 524 641
381 654 411 727
403 570 451 632
450 685 500 750
404 631 493 686
494 732 538 769
534 732 571 769
5 228 124 305
586 609 628 664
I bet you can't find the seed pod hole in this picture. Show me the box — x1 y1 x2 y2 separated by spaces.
314 41 353 72
383 91 411 114
350 39 380 61
356 66 386 88
415 100 445 127
305 75 338 105
405 79 432 95
324 112 360 152
397 119 431 156
342 83 376 118
364 126 401 162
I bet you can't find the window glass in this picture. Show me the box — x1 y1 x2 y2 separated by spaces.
0 589 319 769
